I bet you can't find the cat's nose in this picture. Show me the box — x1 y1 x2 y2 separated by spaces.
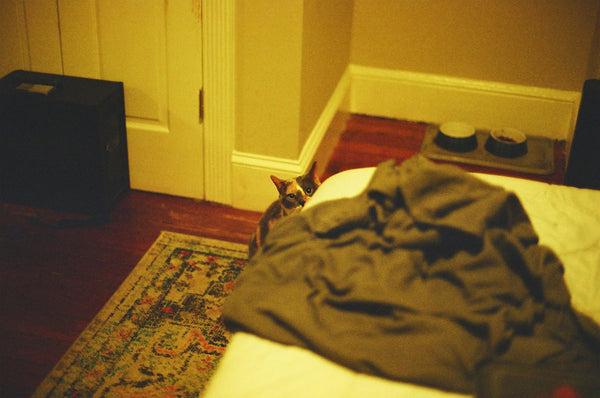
298 195 307 206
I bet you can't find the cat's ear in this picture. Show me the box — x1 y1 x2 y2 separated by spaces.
308 161 320 184
270 175 284 192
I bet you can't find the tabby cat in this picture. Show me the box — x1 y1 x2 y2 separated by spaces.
248 161 321 259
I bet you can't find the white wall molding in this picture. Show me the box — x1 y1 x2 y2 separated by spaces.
297 67 352 171
231 152 302 174
229 64 581 211
349 65 581 141
202 0 235 205
231 67 351 210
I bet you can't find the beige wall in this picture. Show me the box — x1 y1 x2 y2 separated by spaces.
587 4 600 79
300 0 354 152
0 2 25 78
235 0 354 159
235 0 600 164
351 0 600 91
235 0 304 159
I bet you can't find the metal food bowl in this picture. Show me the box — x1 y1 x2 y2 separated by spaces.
485 127 528 158
434 122 477 152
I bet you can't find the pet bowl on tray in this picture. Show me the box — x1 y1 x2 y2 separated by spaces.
434 122 477 152
420 124 555 175
485 127 528 158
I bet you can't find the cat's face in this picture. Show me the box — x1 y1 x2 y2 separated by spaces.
271 161 321 211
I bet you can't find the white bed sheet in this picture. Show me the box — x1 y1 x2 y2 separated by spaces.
205 168 600 398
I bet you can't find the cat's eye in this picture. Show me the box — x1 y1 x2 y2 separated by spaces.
287 193 296 199
306 188 313 194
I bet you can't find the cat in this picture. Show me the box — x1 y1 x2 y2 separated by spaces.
248 161 321 259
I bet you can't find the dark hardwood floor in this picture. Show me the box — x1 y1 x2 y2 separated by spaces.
0 114 566 397
323 114 566 184
0 192 262 397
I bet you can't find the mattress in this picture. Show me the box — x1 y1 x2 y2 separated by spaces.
205 166 600 398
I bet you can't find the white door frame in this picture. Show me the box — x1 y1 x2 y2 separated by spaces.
202 0 235 205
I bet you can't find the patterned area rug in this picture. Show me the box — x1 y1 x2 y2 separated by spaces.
33 231 248 397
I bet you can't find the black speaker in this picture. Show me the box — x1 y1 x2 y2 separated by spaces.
0 70 129 215
565 79 600 190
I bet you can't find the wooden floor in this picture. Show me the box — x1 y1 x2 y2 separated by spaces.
323 114 566 184
0 114 567 396
0 192 262 397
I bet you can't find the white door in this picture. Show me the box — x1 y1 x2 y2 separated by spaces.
0 0 204 199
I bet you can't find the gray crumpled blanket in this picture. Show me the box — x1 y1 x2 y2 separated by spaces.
224 156 600 393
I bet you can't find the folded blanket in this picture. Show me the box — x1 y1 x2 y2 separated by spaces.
224 156 600 393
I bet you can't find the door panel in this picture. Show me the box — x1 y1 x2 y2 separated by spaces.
58 0 101 78
24 0 63 73
0 1 29 76
67 0 204 198
96 1 167 122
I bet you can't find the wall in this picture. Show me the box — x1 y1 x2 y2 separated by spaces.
351 0 600 91
346 0 600 148
234 0 599 166
235 0 304 160
587 4 600 79
235 0 353 159
233 0 354 210
300 0 354 152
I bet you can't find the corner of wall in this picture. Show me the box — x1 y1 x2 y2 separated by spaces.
231 65 582 211
231 67 351 211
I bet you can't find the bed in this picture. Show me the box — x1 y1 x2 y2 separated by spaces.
205 156 600 398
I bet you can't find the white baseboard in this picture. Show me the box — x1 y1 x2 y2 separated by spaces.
231 68 351 211
349 65 581 141
231 65 581 211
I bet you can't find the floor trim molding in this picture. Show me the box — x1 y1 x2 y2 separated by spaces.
229 64 581 210
349 65 581 141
